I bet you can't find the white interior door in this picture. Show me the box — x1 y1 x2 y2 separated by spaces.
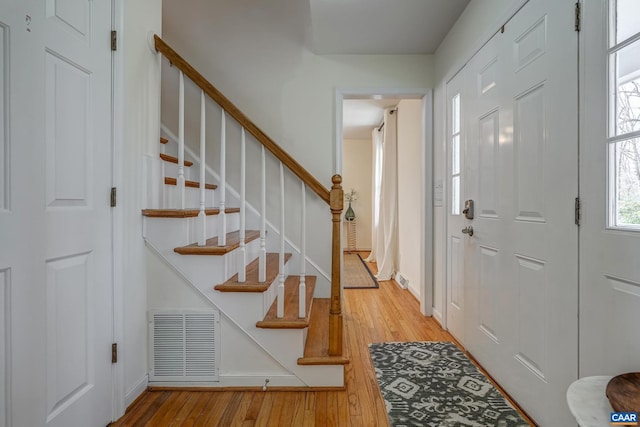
445 70 467 344
0 1 114 425
44 0 114 426
580 0 640 377
462 0 579 425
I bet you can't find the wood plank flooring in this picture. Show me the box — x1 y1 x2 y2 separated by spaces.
110 254 535 426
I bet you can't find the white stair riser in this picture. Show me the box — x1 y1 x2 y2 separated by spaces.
162 160 193 181
144 213 240 252
162 185 216 209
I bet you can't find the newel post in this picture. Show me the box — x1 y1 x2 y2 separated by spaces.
329 174 344 356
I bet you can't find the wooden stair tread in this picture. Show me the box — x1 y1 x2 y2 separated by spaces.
160 137 169 144
174 230 260 255
141 207 240 218
256 276 316 329
165 177 217 190
297 298 349 366
215 252 291 292
160 153 193 167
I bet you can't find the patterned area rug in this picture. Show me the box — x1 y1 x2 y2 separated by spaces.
344 253 379 289
369 341 529 427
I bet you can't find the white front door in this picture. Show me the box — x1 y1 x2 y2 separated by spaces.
445 69 467 344
462 0 579 424
0 0 114 425
580 0 640 377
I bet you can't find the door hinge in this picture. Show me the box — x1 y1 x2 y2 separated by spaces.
112 343 118 364
111 30 117 51
575 197 581 226
575 2 581 32
110 187 117 207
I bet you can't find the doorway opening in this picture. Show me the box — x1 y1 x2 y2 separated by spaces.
335 89 433 315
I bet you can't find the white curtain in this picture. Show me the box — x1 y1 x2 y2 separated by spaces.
369 108 398 280
365 127 383 263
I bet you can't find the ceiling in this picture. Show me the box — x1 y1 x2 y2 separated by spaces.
309 0 470 54
318 0 470 139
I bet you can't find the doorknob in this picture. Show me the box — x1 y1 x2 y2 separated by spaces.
462 226 474 236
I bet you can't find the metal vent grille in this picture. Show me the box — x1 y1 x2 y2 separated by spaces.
396 273 409 289
149 310 219 382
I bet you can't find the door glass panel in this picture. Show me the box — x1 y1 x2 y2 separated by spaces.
452 134 460 175
615 0 640 44
612 41 640 136
452 94 460 134
609 1 640 229
452 175 461 216
612 137 640 227
451 93 461 215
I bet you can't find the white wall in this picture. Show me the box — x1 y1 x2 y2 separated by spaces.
122 0 162 408
431 0 524 324
160 0 434 278
342 138 372 251
397 99 424 299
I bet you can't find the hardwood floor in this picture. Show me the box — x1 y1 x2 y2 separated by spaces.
110 256 534 426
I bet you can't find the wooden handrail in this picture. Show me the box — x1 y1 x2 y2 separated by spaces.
154 35 330 205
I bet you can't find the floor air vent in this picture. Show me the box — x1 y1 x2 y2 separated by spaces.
149 310 220 382
396 273 409 289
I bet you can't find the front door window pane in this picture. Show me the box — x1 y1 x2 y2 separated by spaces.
609 1 640 229
615 0 640 44
612 41 640 136
613 137 640 226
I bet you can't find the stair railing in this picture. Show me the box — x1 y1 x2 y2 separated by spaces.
154 35 344 355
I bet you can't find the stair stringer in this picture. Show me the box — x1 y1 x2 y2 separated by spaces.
160 124 332 298
145 239 344 387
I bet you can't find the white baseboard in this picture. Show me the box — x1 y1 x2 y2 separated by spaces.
125 374 149 409
408 284 420 302
433 308 443 326
149 374 304 388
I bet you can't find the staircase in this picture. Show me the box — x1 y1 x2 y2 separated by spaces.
141 35 347 388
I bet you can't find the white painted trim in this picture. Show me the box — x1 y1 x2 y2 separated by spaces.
124 374 148 409
160 124 331 283
439 84 449 331
335 88 433 316
149 374 304 388
432 308 443 326
421 90 434 316
2 269 12 427
111 0 126 420
408 285 421 303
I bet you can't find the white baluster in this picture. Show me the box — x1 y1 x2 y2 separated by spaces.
277 162 285 319
238 128 246 282
178 71 185 209
259 146 266 282
299 182 306 318
198 91 206 246
219 110 227 246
